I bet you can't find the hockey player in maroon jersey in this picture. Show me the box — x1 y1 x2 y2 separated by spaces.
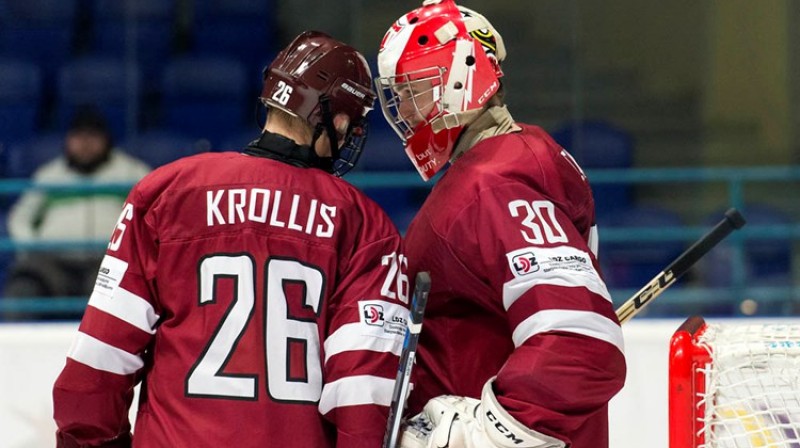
374 1 627 447
52 31 411 448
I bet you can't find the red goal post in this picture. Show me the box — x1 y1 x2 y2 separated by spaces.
669 316 800 447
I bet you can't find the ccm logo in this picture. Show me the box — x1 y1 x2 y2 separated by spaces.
362 304 385 326
478 80 499 105
485 410 524 444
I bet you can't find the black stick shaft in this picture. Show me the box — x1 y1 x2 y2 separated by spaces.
383 271 431 448
616 208 746 324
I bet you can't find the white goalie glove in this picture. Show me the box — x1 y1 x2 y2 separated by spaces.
400 378 565 448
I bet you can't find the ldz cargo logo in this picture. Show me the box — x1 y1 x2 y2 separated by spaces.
362 303 385 326
511 252 539 276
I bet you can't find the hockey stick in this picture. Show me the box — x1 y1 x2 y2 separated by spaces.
383 271 432 448
615 208 746 324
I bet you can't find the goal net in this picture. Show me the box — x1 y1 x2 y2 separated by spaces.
669 316 800 447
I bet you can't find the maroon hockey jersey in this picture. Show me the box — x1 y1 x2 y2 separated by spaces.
404 125 626 448
53 152 410 447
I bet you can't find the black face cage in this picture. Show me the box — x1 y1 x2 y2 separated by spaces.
332 119 369 177
315 94 370 178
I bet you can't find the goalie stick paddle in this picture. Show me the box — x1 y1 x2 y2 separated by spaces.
615 208 746 324
383 271 432 448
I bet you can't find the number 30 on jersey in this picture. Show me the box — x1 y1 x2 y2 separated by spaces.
508 199 568 245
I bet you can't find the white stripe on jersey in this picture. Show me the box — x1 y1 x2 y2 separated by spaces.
68 332 144 375
588 225 599 258
512 309 624 353
90 254 159 332
88 286 160 334
323 321 404 364
503 245 611 310
318 375 394 415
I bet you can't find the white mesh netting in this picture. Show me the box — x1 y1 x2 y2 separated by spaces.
697 323 800 447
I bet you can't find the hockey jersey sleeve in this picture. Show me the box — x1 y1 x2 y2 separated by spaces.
455 182 626 445
318 211 409 447
53 185 159 447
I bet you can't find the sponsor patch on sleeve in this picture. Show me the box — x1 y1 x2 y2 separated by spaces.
504 245 611 304
506 246 595 279
93 255 129 299
358 300 408 338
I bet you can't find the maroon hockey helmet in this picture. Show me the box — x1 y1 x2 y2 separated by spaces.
261 31 377 176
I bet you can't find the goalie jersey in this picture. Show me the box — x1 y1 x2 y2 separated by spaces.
404 124 627 448
52 152 409 448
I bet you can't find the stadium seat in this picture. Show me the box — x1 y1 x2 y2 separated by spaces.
159 55 249 146
56 56 141 141
700 203 793 289
121 130 208 169
4 133 64 179
550 120 634 220
89 0 176 90
191 0 277 77
742 204 793 284
0 58 42 145
598 204 685 291
0 0 76 83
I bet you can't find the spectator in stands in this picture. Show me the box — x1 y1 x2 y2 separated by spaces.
3 106 150 308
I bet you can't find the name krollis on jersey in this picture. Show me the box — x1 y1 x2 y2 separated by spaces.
206 187 337 238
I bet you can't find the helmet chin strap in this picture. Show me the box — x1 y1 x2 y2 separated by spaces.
316 95 341 163
430 108 483 133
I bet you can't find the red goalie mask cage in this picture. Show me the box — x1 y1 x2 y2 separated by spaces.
669 316 800 447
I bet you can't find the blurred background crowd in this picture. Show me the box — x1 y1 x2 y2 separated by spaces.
0 0 798 320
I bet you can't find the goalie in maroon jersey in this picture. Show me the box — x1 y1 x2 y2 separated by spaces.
52 31 411 448
374 1 627 447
